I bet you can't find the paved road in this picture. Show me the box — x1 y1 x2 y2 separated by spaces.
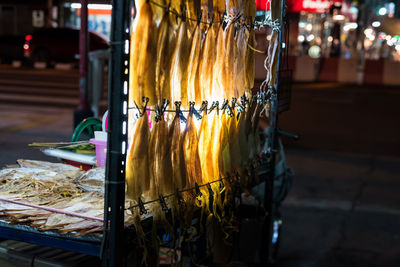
277 82 400 267
0 66 79 108
0 67 399 266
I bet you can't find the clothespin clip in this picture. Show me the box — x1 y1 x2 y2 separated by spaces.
240 94 249 108
142 96 149 107
181 5 187 22
161 99 169 114
222 99 234 117
135 97 149 118
231 97 237 107
138 197 147 215
235 101 245 114
207 183 214 211
234 170 241 181
159 195 168 212
208 101 219 114
207 183 214 197
194 183 202 197
199 101 208 114
189 102 202 120
174 101 186 123
154 105 161 122
257 91 263 105
176 189 185 205
219 176 225 191
175 101 182 114
197 11 203 25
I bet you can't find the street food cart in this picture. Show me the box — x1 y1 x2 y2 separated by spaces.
0 0 291 266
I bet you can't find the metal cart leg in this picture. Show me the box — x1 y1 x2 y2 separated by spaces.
102 0 131 266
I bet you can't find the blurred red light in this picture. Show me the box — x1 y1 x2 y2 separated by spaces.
25 35 32 41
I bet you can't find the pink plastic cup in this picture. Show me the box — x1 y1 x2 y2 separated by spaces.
89 138 107 167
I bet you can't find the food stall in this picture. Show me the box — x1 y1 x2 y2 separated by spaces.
0 0 288 266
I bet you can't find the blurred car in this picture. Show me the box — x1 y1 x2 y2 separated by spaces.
24 28 109 63
0 35 25 64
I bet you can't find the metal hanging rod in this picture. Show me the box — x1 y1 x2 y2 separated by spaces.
125 154 264 212
145 0 280 30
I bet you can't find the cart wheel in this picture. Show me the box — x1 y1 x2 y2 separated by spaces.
71 117 102 142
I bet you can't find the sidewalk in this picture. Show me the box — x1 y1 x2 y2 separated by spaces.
278 146 400 267
0 104 74 166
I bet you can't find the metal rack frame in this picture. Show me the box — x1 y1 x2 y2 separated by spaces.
0 0 287 266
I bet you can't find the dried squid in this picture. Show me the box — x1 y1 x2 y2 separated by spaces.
228 111 241 172
155 11 171 105
183 113 202 189
224 23 236 99
234 25 248 98
169 112 186 191
245 0 256 91
198 112 212 183
199 24 218 101
152 117 174 196
187 23 202 104
129 0 156 106
170 19 192 108
126 114 150 200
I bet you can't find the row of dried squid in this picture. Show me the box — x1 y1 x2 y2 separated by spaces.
129 0 257 108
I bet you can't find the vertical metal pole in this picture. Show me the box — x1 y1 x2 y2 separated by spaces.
74 0 93 127
263 0 285 265
102 0 130 266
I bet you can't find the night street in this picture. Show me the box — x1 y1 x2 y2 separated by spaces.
0 67 399 266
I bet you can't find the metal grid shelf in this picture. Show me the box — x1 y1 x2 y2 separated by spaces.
0 220 102 256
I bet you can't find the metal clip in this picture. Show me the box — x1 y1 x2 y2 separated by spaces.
197 11 203 25
161 99 169 113
219 178 225 191
207 183 214 212
240 94 249 108
189 101 202 120
195 183 202 197
154 105 161 122
176 189 185 204
207 183 214 197
138 197 147 215
181 5 187 22
234 170 241 181
208 101 219 114
159 195 168 212
199 101 208 114
235 102 245 114
222 99 234 117
175 101 182 114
